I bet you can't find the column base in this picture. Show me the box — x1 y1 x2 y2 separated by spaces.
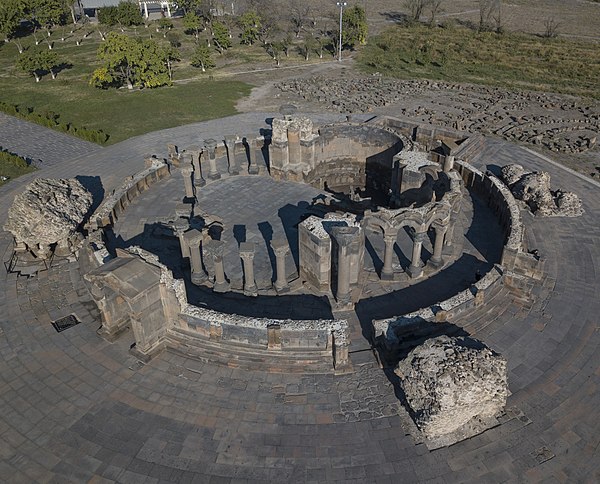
228 167 240 176
243 283 258 297
194 177 206 187
335 293 354 310
407 264 423 279
213 280 230 293
380 270 394 281
248 165 260 175
274 282 290 295
208 172 221 181
191 271 208 285
428 257 443 268
129 341 165 363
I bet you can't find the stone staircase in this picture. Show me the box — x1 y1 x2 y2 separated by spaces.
165 327 336 373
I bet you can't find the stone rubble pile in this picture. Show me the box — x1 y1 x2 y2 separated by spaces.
394 335 507 444
500 164 584 217
3 178 93 258
276 76 600 155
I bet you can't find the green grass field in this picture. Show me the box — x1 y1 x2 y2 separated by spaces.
0 151 36 187
358 23 600 99
0 24 252 145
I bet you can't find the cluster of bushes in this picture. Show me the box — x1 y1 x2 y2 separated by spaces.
0 148 29 169
0 101 110 144
98 1 143 27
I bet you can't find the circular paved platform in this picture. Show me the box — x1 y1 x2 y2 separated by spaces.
0 113 599 483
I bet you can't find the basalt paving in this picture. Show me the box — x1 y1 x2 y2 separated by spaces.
0 113 599 483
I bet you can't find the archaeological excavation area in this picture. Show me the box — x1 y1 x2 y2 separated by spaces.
0 109 598 482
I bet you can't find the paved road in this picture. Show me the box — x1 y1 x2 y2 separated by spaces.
0 113 598 482
0 112 102 167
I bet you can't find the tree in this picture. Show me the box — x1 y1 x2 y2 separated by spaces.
427 0 444 26
183 11 203 40
16 48 60 81
190 44 215 71
212 21 231 52
239 10 261 45
342 5 367 47
299 34 316 61
162 45 180 81
90 32 171 89
115 1 143 27
177 0 202 15
289 0 310 38
479 0 502 32
29 0 69 33
403 0 427 22
0 0 27 53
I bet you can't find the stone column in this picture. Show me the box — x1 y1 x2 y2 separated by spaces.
429 224 448 268
443 155 455 173
204 138 220 180
331 226 361 308
205 240 229 293
181 166 195 199
247 138 260 175
224 135 239 175
183 229 207 285
381 233 396 281
167 143 180 167
239 242 258 296
189 147 206 187
287 124 301 165
270 238 289 294
173 218 190 260
407 231 426 278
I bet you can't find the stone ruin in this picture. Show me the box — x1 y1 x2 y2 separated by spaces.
394 335 508 449
3 178 92 259
500 164 583 217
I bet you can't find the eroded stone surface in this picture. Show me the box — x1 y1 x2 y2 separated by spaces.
500 164 584 217
394 335 507 446
3 178 92 257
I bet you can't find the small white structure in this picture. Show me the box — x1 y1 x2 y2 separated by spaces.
138 0 174 18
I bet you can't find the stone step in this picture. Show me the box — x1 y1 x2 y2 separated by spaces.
165 328 335 373
451 282 513 335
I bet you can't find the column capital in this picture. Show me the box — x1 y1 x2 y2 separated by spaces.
383 233 397 245
181 165 193 176
331 225 360 247
224 134 237 145
270 238 289 257
205 239 225 259
182 228 203 247
239 242 256 260
204 138 218 152
413 231 427 243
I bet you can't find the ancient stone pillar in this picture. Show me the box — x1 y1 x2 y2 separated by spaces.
407 231 426 278
443 155 455 173
429 224 448 268
204 138 220 180
287 124 301 165
239 242 258 296
267 323 281 349
205 239 229 293
189 147 206 187
331 226 361 308
173 218 190 260
270 238 289 294
224 135 239 175
181 166 195 199
248 138 260 175
183 229 206 285
381 233 396 281
167 143 180 167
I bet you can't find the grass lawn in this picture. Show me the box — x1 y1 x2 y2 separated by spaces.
0 151 36 187
0 24 252 145
358 23 600 99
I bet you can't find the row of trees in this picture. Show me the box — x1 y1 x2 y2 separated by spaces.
0 0 75 53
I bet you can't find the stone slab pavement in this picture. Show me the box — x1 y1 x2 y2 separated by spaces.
0 112 102 167
0 112 598 482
